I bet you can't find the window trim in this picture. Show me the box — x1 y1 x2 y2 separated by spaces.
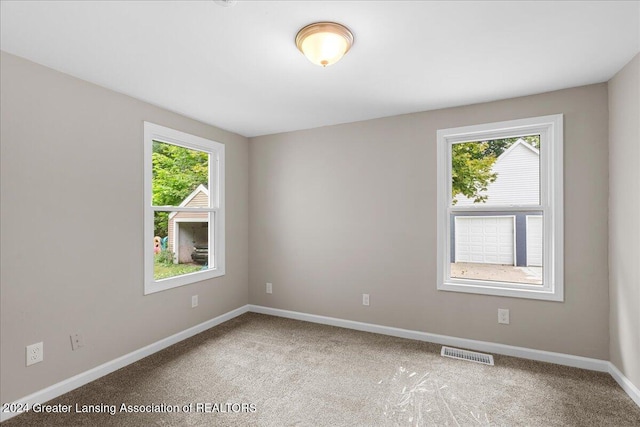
436 114 563 301
143 122 225 295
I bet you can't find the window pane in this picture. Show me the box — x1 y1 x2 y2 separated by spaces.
450 213 543 285
153 211 210 281
451 136 540 207
152 140 209 207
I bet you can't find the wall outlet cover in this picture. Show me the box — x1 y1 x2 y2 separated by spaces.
70 334 84 351
26 342 43 366
498 308 510 324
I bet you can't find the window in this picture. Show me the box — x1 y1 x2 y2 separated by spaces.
144 122 225 294
436 115 563 301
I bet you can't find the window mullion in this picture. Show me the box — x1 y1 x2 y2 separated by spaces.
450 205 543 214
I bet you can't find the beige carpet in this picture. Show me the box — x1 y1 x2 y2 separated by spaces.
4 313 640 426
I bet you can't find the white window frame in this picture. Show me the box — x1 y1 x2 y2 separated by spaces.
436 114 563 301
144 122 225 295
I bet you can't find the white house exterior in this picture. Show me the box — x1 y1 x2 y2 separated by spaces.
452 140 542 267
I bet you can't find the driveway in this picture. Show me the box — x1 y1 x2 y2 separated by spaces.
451 263 542 285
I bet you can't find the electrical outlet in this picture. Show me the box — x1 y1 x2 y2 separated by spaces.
26 342 43 366
498 308 510 324
70 334 84 351
362 293 370 306
266 283 272 294
192 295 198 308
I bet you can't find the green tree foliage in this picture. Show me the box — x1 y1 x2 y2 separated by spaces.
152 141 208 237
451 135 540 204
451 142 498 204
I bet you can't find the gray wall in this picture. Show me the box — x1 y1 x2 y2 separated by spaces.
0 52 249 402
608 53 640 390
249 84 610 359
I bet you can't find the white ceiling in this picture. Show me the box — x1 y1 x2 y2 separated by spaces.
1 1 639 137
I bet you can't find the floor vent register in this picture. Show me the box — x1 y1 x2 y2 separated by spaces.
441 346 495 366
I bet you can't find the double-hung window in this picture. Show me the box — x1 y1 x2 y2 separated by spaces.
144 122 225 295
436 115 563 301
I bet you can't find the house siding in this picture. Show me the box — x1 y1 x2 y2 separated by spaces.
186 191 208 208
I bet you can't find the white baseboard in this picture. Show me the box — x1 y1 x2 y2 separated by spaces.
3 303 637 422
0 305 250 422
609 362 640 407
248 305 610 372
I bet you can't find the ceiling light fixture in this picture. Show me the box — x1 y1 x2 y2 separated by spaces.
213 0 237 7
295 22 354 67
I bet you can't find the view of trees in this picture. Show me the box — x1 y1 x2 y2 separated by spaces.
451 135 539 204
152 141 208 236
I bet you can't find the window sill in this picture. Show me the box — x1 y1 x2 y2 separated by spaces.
144 268 225 295
438 280 563 302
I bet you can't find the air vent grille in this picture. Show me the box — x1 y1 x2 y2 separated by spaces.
441 346 494 366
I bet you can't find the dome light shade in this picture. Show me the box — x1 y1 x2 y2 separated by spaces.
295 22 354 67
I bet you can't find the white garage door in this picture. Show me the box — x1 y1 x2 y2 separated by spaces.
526 216 543 267
455 216 515 265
